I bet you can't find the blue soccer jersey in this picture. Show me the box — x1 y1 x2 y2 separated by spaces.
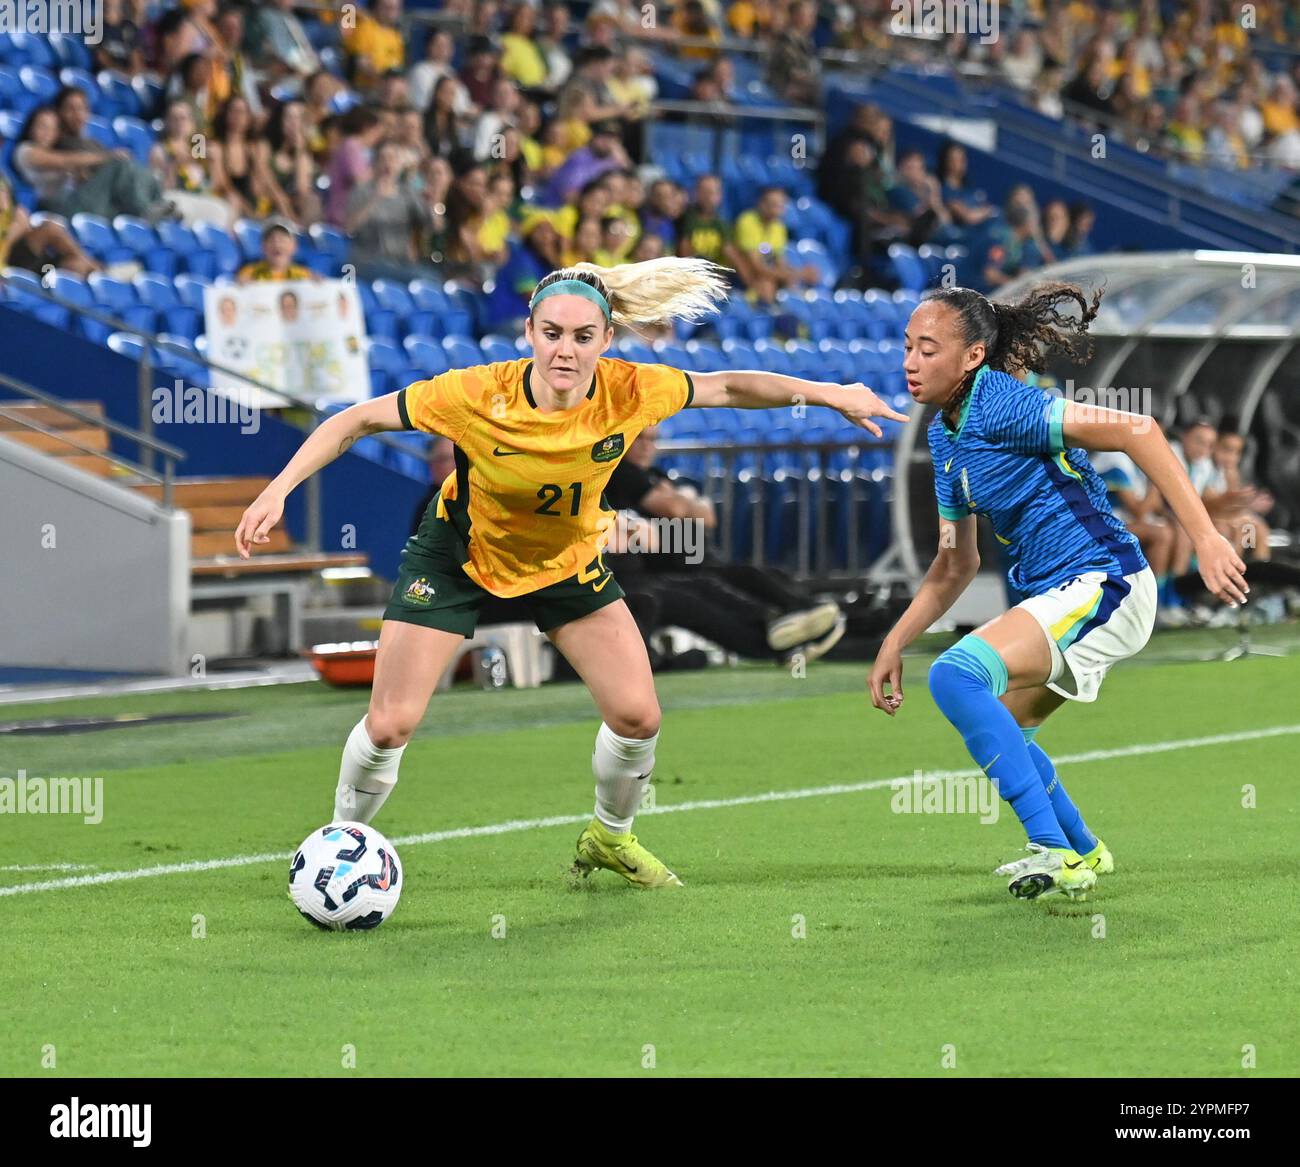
927 366 1147 596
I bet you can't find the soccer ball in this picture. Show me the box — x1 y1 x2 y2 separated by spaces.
289 822 402 931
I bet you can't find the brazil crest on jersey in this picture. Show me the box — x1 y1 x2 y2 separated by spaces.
398 357 693 597
926 365 1147 596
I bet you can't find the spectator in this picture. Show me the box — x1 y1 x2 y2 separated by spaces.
16 98 168 222
562 215 602 266
1062 48 1116 120
540 120 628 206
1066 202 1097 257
734 185 818 301
535 4 574 92
209 95 296 223
445 163 508 283
641 179 684 248
94 0 146 76
0 175 99 277
247 0 320 82
266 101 323 226
1000 28 1043 91
345 140 433 277
561 45 633 130
677 173 744 274
500 3 549 90
165 52 215 135
459 36 503 111
766 0 821 107
1165 94 1207 162
409 29 468 113
377 71 412 113
887 149 953 248
980 194 1050 289
935 141 996 230
674 1 722 61
1041 198 1074 260
303 71 343 158
729 0 775 38
1089 448 1176 614
149 100 231 226
236 221 316 282
418 155 453 263
343 0 406 93
324 107 383 226
1212 422 1274 562
474 78 523 162
423 76 475 162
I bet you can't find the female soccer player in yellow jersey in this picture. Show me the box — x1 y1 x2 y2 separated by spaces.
235 256 908 888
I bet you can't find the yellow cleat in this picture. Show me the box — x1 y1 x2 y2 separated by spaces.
569 818 684 889
1081 839 1114 874
995 843 1097 901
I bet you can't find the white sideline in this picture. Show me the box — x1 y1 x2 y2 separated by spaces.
2 723 1297 899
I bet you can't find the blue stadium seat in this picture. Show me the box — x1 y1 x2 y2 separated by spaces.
193 222 242 275
888 244 928 292
366 337 406 374
48 33 92 70
233 218 263 261
88 271 137 309
0 67 23 108
96 71 140 117
71 214 133 264
442 335 484 369
479 334 518 365
83 115 117 150
133 272 179 311
59 66 101 104
18 64 59 102
131 74 164 119
309 222 349 262
616 338 658 365
107 331 146 361
113 215 173 274
112 116 153 165
11 35 57 69
403 335 451 378
174 272 213 310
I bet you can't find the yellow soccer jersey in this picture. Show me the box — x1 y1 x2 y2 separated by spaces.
398 357 694 597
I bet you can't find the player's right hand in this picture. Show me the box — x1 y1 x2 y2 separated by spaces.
868 645 904 716
1195 532 1248 607
234 490 285 559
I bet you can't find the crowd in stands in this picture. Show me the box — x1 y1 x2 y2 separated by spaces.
0 1 1119 305
891 0 1300 174
1094 414 1281 627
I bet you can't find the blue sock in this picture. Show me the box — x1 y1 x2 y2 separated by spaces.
928 636 1071 849
1022 726 1098 855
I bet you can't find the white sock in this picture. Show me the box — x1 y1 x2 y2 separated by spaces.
592 722 657 833
334 717 407 823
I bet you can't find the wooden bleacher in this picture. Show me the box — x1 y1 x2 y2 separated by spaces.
0 401 368 650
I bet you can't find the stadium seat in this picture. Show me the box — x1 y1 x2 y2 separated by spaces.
83 114 117 150
71 214 134 265
308 223 349 263
233 218 264 261
133 273 180 311
59 66 101 105
479 334 518 365
130 74 164 119
96 71 140 117
174 273 214 310
48 33 92 71
193 222 243 275
366 337 406 374
403 336 451 378
9 32 58 68
888 244 929 293
18 64 59 102
106 331 146 361
112 116 154 165
442 335 484 369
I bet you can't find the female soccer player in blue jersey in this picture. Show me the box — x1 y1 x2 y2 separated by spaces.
868 284 1248 900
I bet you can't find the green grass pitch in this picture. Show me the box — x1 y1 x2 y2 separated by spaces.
2 629 1298 1077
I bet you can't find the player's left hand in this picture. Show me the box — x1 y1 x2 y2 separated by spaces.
1195 532 1248 607
830 383 909 438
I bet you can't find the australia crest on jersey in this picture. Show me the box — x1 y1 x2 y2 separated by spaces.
591 433 625 463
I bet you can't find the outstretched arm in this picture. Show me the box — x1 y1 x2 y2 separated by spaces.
869 515 980 716
689 370 909 438
234 392 407 557
1063 403 1248 607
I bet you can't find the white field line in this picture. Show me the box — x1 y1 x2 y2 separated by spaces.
2 723 1296 899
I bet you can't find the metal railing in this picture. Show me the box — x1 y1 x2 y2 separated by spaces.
657 436 896 581
0 273 437 550
0 369 186 507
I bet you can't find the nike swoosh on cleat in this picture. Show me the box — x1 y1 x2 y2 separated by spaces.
493 446 525 457
1063 860 1083 870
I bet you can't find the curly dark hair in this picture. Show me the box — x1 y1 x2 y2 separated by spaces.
922 281 1104 412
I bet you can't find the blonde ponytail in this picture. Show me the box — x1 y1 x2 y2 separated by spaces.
532 257 731 328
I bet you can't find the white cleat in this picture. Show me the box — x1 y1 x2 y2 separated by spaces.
995 842 1097 901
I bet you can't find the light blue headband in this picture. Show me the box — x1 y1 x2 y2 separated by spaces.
530 278 611 321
